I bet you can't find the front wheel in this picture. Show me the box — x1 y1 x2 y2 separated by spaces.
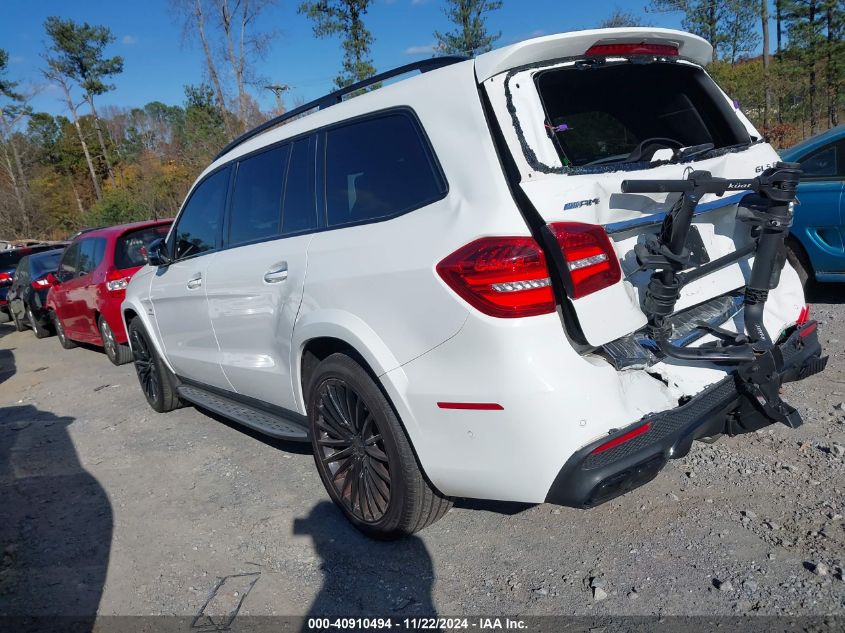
128 318 182 413
53 312 77 349
308 353 452 539
99 317 132 365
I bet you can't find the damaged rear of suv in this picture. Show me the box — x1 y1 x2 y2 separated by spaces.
124 27 826 538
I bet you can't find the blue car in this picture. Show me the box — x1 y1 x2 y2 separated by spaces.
780 125 845 285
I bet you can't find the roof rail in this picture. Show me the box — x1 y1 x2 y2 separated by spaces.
214 55 468 160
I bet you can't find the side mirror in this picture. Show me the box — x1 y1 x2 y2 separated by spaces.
46 272 59 286
147 238 171 267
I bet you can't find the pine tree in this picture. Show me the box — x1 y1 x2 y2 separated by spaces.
434 0 503 58
299 0 376 89
44 17 123 184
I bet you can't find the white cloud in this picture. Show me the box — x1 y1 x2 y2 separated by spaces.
122 35 138 45
404 43 437 55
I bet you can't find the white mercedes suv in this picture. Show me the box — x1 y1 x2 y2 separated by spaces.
123 28 826 538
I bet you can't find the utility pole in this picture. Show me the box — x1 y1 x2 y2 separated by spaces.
264 84 289 116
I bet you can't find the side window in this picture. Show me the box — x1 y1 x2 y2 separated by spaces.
800 144 838 178
174 166 230 260
229 145 290 246
325 113 445 228
59 242 81 278
14 257 29 284
282 136 318 235
78 238 107 275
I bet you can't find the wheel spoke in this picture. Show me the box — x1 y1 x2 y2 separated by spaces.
365 444 389 463
363 433 382 446
326 386 353 434
369 458 391 485
364 468 386 516
322 445 354 465
316 408 351 440
316 437 351 448
349 459 362 513
365 461 390 502
331 455 354 482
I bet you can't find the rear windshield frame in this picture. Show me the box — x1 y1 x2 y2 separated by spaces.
503 58 756 176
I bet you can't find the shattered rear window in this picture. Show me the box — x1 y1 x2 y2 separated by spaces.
535 62 751 168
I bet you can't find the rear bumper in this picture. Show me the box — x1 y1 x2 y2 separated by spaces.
546 321 827 507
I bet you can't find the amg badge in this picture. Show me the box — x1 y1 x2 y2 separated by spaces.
563 197 599 211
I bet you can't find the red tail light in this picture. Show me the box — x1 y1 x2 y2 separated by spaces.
436 237 556 318
585 43 679 57
592 422 652 455
0 272 12 286
31 275 53 289
550 222 621 299
105 268 132 293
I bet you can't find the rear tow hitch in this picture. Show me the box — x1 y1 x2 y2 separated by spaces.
620 163 828 428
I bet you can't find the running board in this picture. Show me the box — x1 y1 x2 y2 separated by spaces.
177 384 309 442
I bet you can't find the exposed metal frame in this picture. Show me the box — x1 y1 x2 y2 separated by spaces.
214 56 468 160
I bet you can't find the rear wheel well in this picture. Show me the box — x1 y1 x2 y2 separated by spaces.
300 337 377 403
785 234 815 285
123 308 138 325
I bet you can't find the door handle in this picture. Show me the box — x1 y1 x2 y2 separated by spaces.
263 262 288 284
186 273 202 290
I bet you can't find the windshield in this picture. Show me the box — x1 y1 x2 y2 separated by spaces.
115 224 170 270
30 250 64 277
535 62 751 168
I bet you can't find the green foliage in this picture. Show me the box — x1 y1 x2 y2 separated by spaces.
299 0 376 88
434 0 503 57
649 0 760 62
43 16 124 98
83 187 147 227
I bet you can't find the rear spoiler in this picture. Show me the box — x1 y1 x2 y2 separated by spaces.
474 27 713 82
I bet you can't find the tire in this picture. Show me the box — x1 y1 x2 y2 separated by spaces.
99 316 132 365
307 353 452 539
28 305 52 339
12 306 26 332
53 312 77 349
128 317 182 413
786 238 813 289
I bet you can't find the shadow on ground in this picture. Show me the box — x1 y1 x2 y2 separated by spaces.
294 501 436 621
0 405 112 633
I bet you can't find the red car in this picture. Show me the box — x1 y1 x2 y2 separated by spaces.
46 219 173 365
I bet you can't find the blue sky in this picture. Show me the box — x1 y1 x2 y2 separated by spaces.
1 0 689 117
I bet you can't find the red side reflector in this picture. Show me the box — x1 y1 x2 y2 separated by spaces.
592 422 652 455
799 321 818 338
796 305 810 325
585 43 679 57
437 402 504 411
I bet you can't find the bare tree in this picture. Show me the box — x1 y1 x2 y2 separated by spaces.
44 66 102 200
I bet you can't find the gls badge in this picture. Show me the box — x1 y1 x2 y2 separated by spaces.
563 197 599 211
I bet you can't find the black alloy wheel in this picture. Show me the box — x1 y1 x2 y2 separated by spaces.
314 377 392 523
308 353 452 539
127 318 181 413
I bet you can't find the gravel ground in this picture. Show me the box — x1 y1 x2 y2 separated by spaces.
0 286 843 628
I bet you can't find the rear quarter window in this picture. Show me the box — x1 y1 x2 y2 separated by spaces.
324 112 446 228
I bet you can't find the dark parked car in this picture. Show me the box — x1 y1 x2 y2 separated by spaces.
8 249 66 338
0 244 65 323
